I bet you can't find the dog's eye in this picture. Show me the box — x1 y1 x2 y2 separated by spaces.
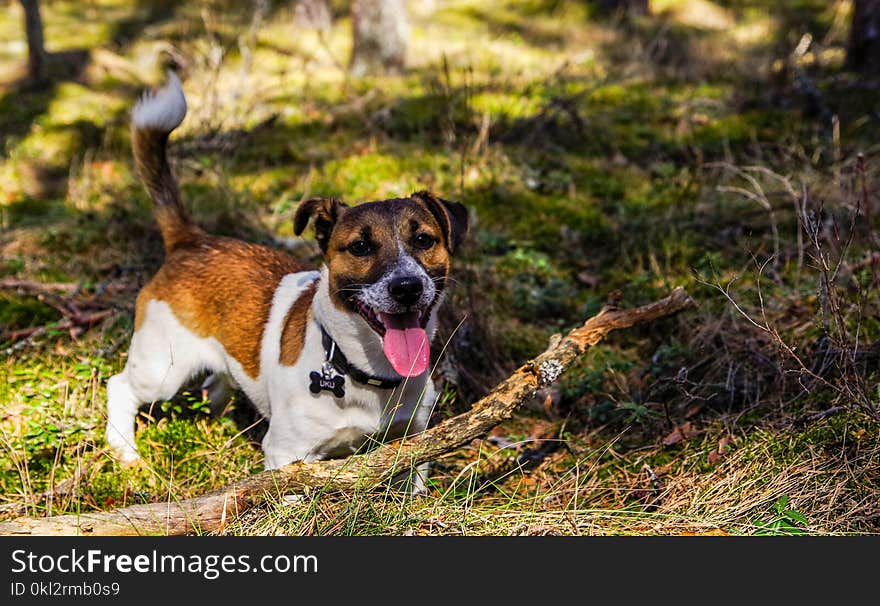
347 240 373 257
413 233 435 250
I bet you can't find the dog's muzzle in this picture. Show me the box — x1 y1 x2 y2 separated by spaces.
388 275 424 308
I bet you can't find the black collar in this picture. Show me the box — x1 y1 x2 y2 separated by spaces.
319 325 403 389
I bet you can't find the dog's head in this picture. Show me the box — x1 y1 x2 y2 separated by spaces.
294 191 468 377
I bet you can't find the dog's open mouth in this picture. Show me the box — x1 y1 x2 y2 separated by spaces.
353 300 431 378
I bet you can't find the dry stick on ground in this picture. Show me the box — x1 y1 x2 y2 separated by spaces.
0 279 79 295
2 310 113 342
1 278 132 343
0 288 695 536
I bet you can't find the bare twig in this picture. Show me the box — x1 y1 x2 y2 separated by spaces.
2 310 114 343
709 162 781 264
0 279 79 295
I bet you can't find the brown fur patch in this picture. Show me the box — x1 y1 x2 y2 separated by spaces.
132 127 202 251
279 282 317 366
134 234 307 379
411 191 469 252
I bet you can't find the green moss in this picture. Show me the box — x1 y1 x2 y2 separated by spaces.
492 246 580 320
315 150 454 201
0 294 60 332
688 109 792 152
468 184 609 251
471 91 543 120
493 319 550 363
3 197 69 228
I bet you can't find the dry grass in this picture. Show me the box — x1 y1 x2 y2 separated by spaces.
221 412 879 536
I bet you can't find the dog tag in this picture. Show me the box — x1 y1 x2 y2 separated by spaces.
309 362 345 398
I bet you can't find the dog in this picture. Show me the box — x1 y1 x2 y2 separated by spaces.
104 73 467 488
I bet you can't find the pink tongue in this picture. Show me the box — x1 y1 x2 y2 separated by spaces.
380 312 430 377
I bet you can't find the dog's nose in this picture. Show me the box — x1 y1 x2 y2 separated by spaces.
388 276 424 307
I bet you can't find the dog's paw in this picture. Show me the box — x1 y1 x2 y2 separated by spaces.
108 443 143 467
409 477 427 497
121 455 148 470
281 494 306 507
391 466 429 496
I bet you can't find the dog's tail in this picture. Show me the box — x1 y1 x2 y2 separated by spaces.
131 71 201 251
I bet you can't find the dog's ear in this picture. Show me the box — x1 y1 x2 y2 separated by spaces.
411 191 469 253
293 197 348 253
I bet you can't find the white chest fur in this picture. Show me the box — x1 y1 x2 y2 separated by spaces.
258 271 438 468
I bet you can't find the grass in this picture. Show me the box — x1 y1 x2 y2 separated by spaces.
1 0 878 535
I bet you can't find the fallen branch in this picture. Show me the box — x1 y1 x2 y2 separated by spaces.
2 309 114 343
0 288 695 536
0 278 80 295
1 276 133 344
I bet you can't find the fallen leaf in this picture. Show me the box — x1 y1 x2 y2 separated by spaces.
663 422 693 446
707 436 732 465
684 403 703 419
611 151 628 166
575 271 601 287
528 418 559 440
538 387 561 418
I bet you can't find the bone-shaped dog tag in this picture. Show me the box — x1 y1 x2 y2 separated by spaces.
309 362 345 398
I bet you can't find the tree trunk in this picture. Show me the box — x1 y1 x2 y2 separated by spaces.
350 0 409 76
847 0 880 73
0 288 695 536
20 0 48 84
294 0 331 31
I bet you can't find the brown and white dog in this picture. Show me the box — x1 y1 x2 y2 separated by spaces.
105 73 467 486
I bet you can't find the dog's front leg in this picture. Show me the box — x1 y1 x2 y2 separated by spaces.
261 414 315 470
105 373 143 464
387 386 437 495
404 401 433 495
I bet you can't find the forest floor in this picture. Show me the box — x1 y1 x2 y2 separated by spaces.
1 0 878 535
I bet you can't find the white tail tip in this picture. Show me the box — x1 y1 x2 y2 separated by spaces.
132 70 187 132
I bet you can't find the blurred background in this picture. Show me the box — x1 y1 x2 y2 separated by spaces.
0 0 878 535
